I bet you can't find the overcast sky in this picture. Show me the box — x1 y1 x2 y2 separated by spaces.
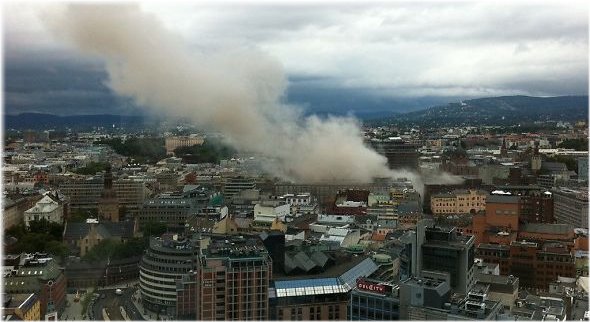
3 1 589 116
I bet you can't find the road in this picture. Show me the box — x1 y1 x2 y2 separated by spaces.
91 286 144 321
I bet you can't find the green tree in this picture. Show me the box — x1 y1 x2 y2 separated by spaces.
173 139 235 164
73 161 110 175
558 139 588 151
546 156 578 172
141 221 168 240
45 240 70 258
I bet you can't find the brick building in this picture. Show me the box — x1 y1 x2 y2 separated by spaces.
476 241 576 290
197 237 272 320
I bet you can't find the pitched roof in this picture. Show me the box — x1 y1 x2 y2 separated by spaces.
24 195 59 214
63 221 134 240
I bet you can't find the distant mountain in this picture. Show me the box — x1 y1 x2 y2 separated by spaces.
375 95 588 126
4 113 151 130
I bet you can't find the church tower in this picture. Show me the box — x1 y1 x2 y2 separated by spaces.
98 164 120 222
531 141 542 175
500 138 508 157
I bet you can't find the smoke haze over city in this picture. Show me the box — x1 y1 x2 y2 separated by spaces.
43 4 403 183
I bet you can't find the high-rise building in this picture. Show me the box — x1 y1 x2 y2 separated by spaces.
197 237 272 320
421 226 476 294
369 137 419 170
139 235 200 318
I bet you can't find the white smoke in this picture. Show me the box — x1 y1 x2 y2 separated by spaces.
42 4 461 187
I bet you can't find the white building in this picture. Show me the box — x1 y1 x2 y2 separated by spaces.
24 193 63 227
279 193 318 215
253 202 290 223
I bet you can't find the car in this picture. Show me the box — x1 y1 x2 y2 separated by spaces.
115 289 123 295
101 294 106 299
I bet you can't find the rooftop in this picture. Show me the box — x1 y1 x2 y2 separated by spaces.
487 194 520 204
272 256 378 298
521 223 573 235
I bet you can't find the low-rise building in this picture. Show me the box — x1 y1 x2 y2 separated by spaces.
349 278 400 320
431 189 487 215
2 293 41 321
271 256 379 320
3 254 67 318
24 193 64 227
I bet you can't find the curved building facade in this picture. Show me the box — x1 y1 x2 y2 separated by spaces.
139 235 200 316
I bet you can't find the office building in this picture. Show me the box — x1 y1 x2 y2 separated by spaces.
271 256 379 320
197 236 272 320
421 226 476 294
476 240 576 289
398 275 452 320
369 137 419 170
401 280 503 320
349 278 400 320
60 176 147 212
475 273 519 310
223 176 256 201
139 234 201 318
491 185 553 224
552 187 589 228
139 186 214 227
430 189 487 215
165 135 204 155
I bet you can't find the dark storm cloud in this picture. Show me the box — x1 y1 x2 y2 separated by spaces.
3 1 588 116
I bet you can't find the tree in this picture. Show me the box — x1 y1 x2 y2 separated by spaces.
546 156 578 172
45 240 70 258
141 221 168 238
73 161 110 175
558 139 588 151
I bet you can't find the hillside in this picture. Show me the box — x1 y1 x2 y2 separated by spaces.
376 95 588 127
4 113 151 130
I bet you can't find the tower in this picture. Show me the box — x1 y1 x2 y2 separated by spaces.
531 141 542 174
500 138 508 157
98 164 120 222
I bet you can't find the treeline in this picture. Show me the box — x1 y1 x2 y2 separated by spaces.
73 161 110 175
82 238 145 262
558 138 588 151
173 139 236 164
6 220 69 259
95 137 166 164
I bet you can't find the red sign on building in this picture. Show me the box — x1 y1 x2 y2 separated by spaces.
356 278 390 295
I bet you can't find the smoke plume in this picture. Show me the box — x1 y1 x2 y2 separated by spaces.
42 4 475 188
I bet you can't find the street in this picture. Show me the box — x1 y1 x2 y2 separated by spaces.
90 286 144 321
